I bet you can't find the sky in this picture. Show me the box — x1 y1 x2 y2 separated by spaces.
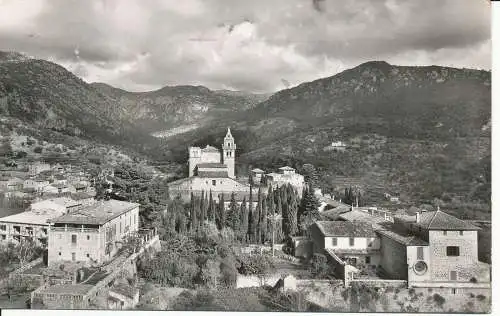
0 0 492 93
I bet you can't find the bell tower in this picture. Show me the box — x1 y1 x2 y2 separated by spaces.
222 127 236 178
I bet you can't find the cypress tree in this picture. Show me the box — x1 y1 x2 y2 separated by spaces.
240 197 249 242
200 190 206 225
217 193 226 230
208 190 214 222
255 187 262 243
261 194 268 243
227 192 239 232
248 185 254 242
298 184 321 234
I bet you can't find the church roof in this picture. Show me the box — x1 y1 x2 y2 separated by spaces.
197 163 227 169
201 145 219 153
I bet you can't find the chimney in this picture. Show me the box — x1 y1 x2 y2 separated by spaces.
416 211 421 223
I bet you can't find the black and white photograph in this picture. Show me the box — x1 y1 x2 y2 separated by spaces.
0 0 494 313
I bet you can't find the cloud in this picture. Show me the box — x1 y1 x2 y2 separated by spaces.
0 0 491 93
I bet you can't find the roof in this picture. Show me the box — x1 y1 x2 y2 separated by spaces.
49 200 139 225
201 145 220 153
70 192 93 201
314 221 378 238
375 222 429 246
251 168 265 173
279 166 295 171
197 170 228 178
110 283 138 299
414 210 480 231
338 210 389 225
0 209 63 225
197 163 227 169
37 284 94 295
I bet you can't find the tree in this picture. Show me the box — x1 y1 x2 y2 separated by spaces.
240 198 249 242
190 193 198 232
298 185 321 234
260 194 268 244
15 238 41 266
248 185 255 242
208 190 215 222
216 194 226 230
226 192 240 232
255 187 263 243
283 185 298 237
201 190 208 224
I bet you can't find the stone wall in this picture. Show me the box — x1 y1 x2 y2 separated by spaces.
379 234 408 279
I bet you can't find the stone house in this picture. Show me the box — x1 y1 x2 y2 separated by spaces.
309 221 381 271
47 200 140 266
107 283 140 310
264 166 305 197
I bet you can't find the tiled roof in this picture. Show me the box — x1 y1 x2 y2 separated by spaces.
197 163 227 169
49 200 139 225
37 284 93 295
251 168 265 173
315 221 378 237
201 145 220 153
197 170 229 178
338 210 389 225
414 210 480 231
375 222 429 246
0 209 64 225
110 283 138 299
70 192 93 201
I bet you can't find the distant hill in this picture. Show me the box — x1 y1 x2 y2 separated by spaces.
90 82 270 132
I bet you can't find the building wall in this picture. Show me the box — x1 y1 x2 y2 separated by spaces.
407 245 432 284
379 234 408 280
324 236 380 250
48 206 140 266
0 221 48 246
265 173 305 197
428 230 479 282
169 177 250 199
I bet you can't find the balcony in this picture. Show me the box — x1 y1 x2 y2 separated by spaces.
51 226 99 233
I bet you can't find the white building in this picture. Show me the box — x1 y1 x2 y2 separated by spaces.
264 166 305 196
47 200 140 266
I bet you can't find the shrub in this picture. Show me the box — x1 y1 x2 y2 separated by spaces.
33 146 43 154
433 293 446 307
476 294 486 301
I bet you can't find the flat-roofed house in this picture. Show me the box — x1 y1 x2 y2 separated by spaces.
264 166 305 197
47 200 140 267
0 208 66 246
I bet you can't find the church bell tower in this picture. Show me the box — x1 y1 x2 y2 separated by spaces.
222 127 236 178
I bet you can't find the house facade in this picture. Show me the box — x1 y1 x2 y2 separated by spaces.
47 200 140 267
264 166 305 196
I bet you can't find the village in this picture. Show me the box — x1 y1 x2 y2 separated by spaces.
0 128 491 312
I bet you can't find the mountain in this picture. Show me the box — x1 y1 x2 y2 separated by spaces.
165 61 491 216
90 82 270 132
0 51 269 158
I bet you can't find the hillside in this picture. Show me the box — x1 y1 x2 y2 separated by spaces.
90 82 270 133
164 62 491 217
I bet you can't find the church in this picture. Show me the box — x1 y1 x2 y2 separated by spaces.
167 128 252 202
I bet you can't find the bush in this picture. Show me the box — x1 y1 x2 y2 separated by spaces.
236 253 274 276
433 293 446 307
33 146 43 154
476 294 486 301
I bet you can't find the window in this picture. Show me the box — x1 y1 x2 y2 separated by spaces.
87 235 90 240
227 143 230 147
446 246 460 256
71 234 77 245
450 270 457 281
417 247 424 260
120 222 122 234
451 288 456 295
0 225 6 231
443 231 447 236
58 252 61 256
349 238 355 246
459 231 463 236
58 234 62 239
86 253 90 258
212 180 216 186
1 235 6 240
332 238 337 246
365 256 371 264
